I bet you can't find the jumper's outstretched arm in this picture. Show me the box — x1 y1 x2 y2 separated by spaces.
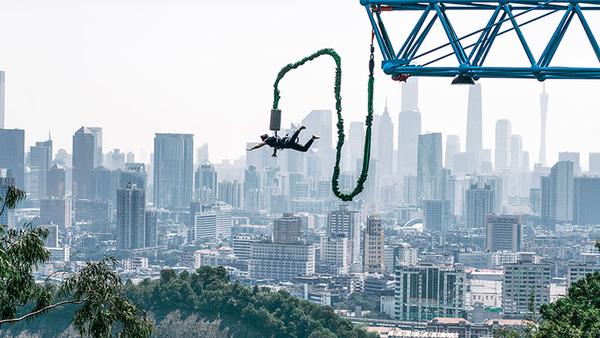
247 142 266 151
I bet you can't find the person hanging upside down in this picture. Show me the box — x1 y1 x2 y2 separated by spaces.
247 126 320 158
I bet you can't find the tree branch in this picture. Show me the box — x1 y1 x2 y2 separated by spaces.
0 299 85 325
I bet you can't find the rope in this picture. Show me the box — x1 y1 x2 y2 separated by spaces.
272 37 375 201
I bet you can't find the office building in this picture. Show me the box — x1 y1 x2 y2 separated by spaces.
47 164 65 198
194 160 217 204
248 241 315 281
589 153 600 175
398 110 421 177
539 85 548 166
153 133 193 209
486 215 522 252
320 236 350 275
465 183 495 228
119 163 147 191
567 254 600 287
559 151 581 176
0 129 25 189
445 135 460 171
302 110 333 176
0 173 15 227
394 264 467 321
117 183 146 250
72 127 96 200
423 200 450 232
328 205 360 264
348 122 365 173
233 234 264 261
29 138 53 200
145 210 158 248
364 215 385 274
40 198 71 230
541 161 574 224
502 253 551 317
375 101 394 176
273 213 302 244
573 177 600 225
417 132 443 202
494 120 511 172
244 165 260 211
40 224 59 247
193 203 233 241
218 180 241 208
466 83 483 170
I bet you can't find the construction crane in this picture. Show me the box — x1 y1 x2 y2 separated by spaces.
361 0 600 83
261 0 600 201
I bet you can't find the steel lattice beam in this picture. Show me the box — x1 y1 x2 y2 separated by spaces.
360 0 600 80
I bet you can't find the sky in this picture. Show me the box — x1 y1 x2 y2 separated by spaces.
1 0 600 168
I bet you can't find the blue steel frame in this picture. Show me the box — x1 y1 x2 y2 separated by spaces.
360 0 600 80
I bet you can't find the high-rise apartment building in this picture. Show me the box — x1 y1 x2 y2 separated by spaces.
363 215 385 273
375 102 394 176
486 215 522 252
244 165 260 211
327 205 360 265
273 213 302 244
193 203 233 241
153 133 193 209
117 183 146 250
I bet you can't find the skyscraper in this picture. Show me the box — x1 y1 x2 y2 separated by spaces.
153 133 193 209
29 138 53 200
0 129 24 189
503 253 551 317
72 127 96 199
347 122 365 174
117 183 146 250
539 84 549 166
559 151 581 176
218 180 241 208
0 173 15 228
194 160 217 204
302 110 333 176
401 77 419 112
417 132 443 202
47 164 66 198
510 135 523 174
589 153 600 175
466 83 482 169
486 215 523 252
398 110 421 177
375 100 394 176
541 161 574 224
88 127 103 168
573 177 600 225
445 135 460 171
363 215 384 273
465 183 495 228
423 200 450 232
0 72 5 129
243 165 260 211
328 205 361 265
495 120 511 173
40 198 71 230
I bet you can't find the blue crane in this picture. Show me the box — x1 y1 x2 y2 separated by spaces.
361 0 600 83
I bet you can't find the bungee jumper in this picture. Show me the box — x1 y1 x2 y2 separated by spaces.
247 126 320 158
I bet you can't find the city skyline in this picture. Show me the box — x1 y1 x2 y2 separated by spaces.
0 1 599 166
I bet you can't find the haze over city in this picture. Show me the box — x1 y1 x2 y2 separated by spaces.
1 0 600 165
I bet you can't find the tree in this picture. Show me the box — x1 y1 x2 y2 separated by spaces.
535 242 600 338
0 185 152 337
153 310 230 338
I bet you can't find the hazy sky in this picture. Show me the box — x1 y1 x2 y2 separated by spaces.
2 0 600 168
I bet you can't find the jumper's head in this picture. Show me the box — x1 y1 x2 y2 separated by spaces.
260 134 269 141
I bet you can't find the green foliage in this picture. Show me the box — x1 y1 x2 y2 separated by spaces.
535 241 600 338
0 186 151 337
125 266 378 338
153 310 230 338
335 292 381 313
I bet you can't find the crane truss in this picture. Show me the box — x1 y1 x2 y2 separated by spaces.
361 0 600 80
